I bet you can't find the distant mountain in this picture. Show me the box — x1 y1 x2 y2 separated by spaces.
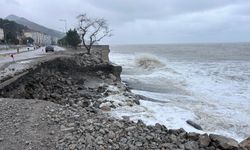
6 14 64 38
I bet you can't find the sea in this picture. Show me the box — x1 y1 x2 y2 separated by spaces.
109 43 250 141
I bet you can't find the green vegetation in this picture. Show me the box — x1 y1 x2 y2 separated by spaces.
58 29 81 49
0 18 28 44
58 36 67 46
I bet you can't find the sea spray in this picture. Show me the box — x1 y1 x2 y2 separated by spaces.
135 54 165 70
110 44 250 141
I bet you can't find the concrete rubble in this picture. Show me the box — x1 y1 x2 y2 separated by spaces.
0 51 249 150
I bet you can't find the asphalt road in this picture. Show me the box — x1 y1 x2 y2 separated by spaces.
0 46 65 81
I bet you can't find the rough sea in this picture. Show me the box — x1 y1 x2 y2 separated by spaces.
109 43 250 141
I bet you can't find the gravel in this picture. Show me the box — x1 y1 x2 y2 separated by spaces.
0 52 248 150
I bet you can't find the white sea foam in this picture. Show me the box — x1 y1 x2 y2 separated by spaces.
135 54 165 70
109 44 250 141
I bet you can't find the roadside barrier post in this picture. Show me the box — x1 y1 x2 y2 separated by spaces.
10 54 14 62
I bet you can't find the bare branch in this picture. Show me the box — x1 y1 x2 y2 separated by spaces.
77 13 112 54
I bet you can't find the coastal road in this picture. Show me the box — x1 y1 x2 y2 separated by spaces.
0 46 65 80
0 46 33 56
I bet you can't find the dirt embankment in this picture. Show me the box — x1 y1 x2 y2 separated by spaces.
0 53 133 108
0 52 249 150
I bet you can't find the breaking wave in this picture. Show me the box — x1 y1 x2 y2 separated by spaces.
135 54 165 70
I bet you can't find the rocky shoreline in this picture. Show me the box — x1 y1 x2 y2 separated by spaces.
0 51 249 149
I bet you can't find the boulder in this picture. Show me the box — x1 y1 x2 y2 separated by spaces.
169 128 186 135
187 132 200 141
99 105 111 111
199 133 211 147
184 141 199 150
209 134 239 150
108 131 116 139
99 102 112 111
111 64 122 81
121 116 130 121
133 98 140 105
97 85 106 93
82 101 90 108
240 137 250 150
108 73 117 81
186 120 203 130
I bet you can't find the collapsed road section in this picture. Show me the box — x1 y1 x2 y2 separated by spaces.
0 52 248 150
0 52 137 110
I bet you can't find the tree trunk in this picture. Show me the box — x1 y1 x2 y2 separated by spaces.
87 47 91 54
83 44 92 54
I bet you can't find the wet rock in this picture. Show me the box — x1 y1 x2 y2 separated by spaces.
137 119 146 127
169 128 185 135
179 131 187 139
155 123 163 131
187 132 200 141
85 107 98 113
121 116 130 121
100 105 111 111
169 134 177 143
0 51 242 150
133 98 140 105
199 133 211 147
209 134 239 149
113 121 124 128
240 137 250 150
186 120 203 130
108 73 117 81
99 102 112 111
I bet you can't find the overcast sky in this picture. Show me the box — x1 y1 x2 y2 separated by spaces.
0 0 250 44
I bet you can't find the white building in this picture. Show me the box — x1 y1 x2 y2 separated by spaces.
24 31 51 45
0 28 4 40
51 37 58 44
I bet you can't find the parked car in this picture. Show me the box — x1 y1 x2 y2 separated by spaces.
45 46 54 52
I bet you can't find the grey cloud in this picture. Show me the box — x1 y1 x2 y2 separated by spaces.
87 0 247 22
0 0 250 44
5 0 19 5
109 2 250 44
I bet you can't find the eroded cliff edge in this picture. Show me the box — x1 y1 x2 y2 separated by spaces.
0 50 249 150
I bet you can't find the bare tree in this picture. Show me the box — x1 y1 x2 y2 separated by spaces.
77 14 112 54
